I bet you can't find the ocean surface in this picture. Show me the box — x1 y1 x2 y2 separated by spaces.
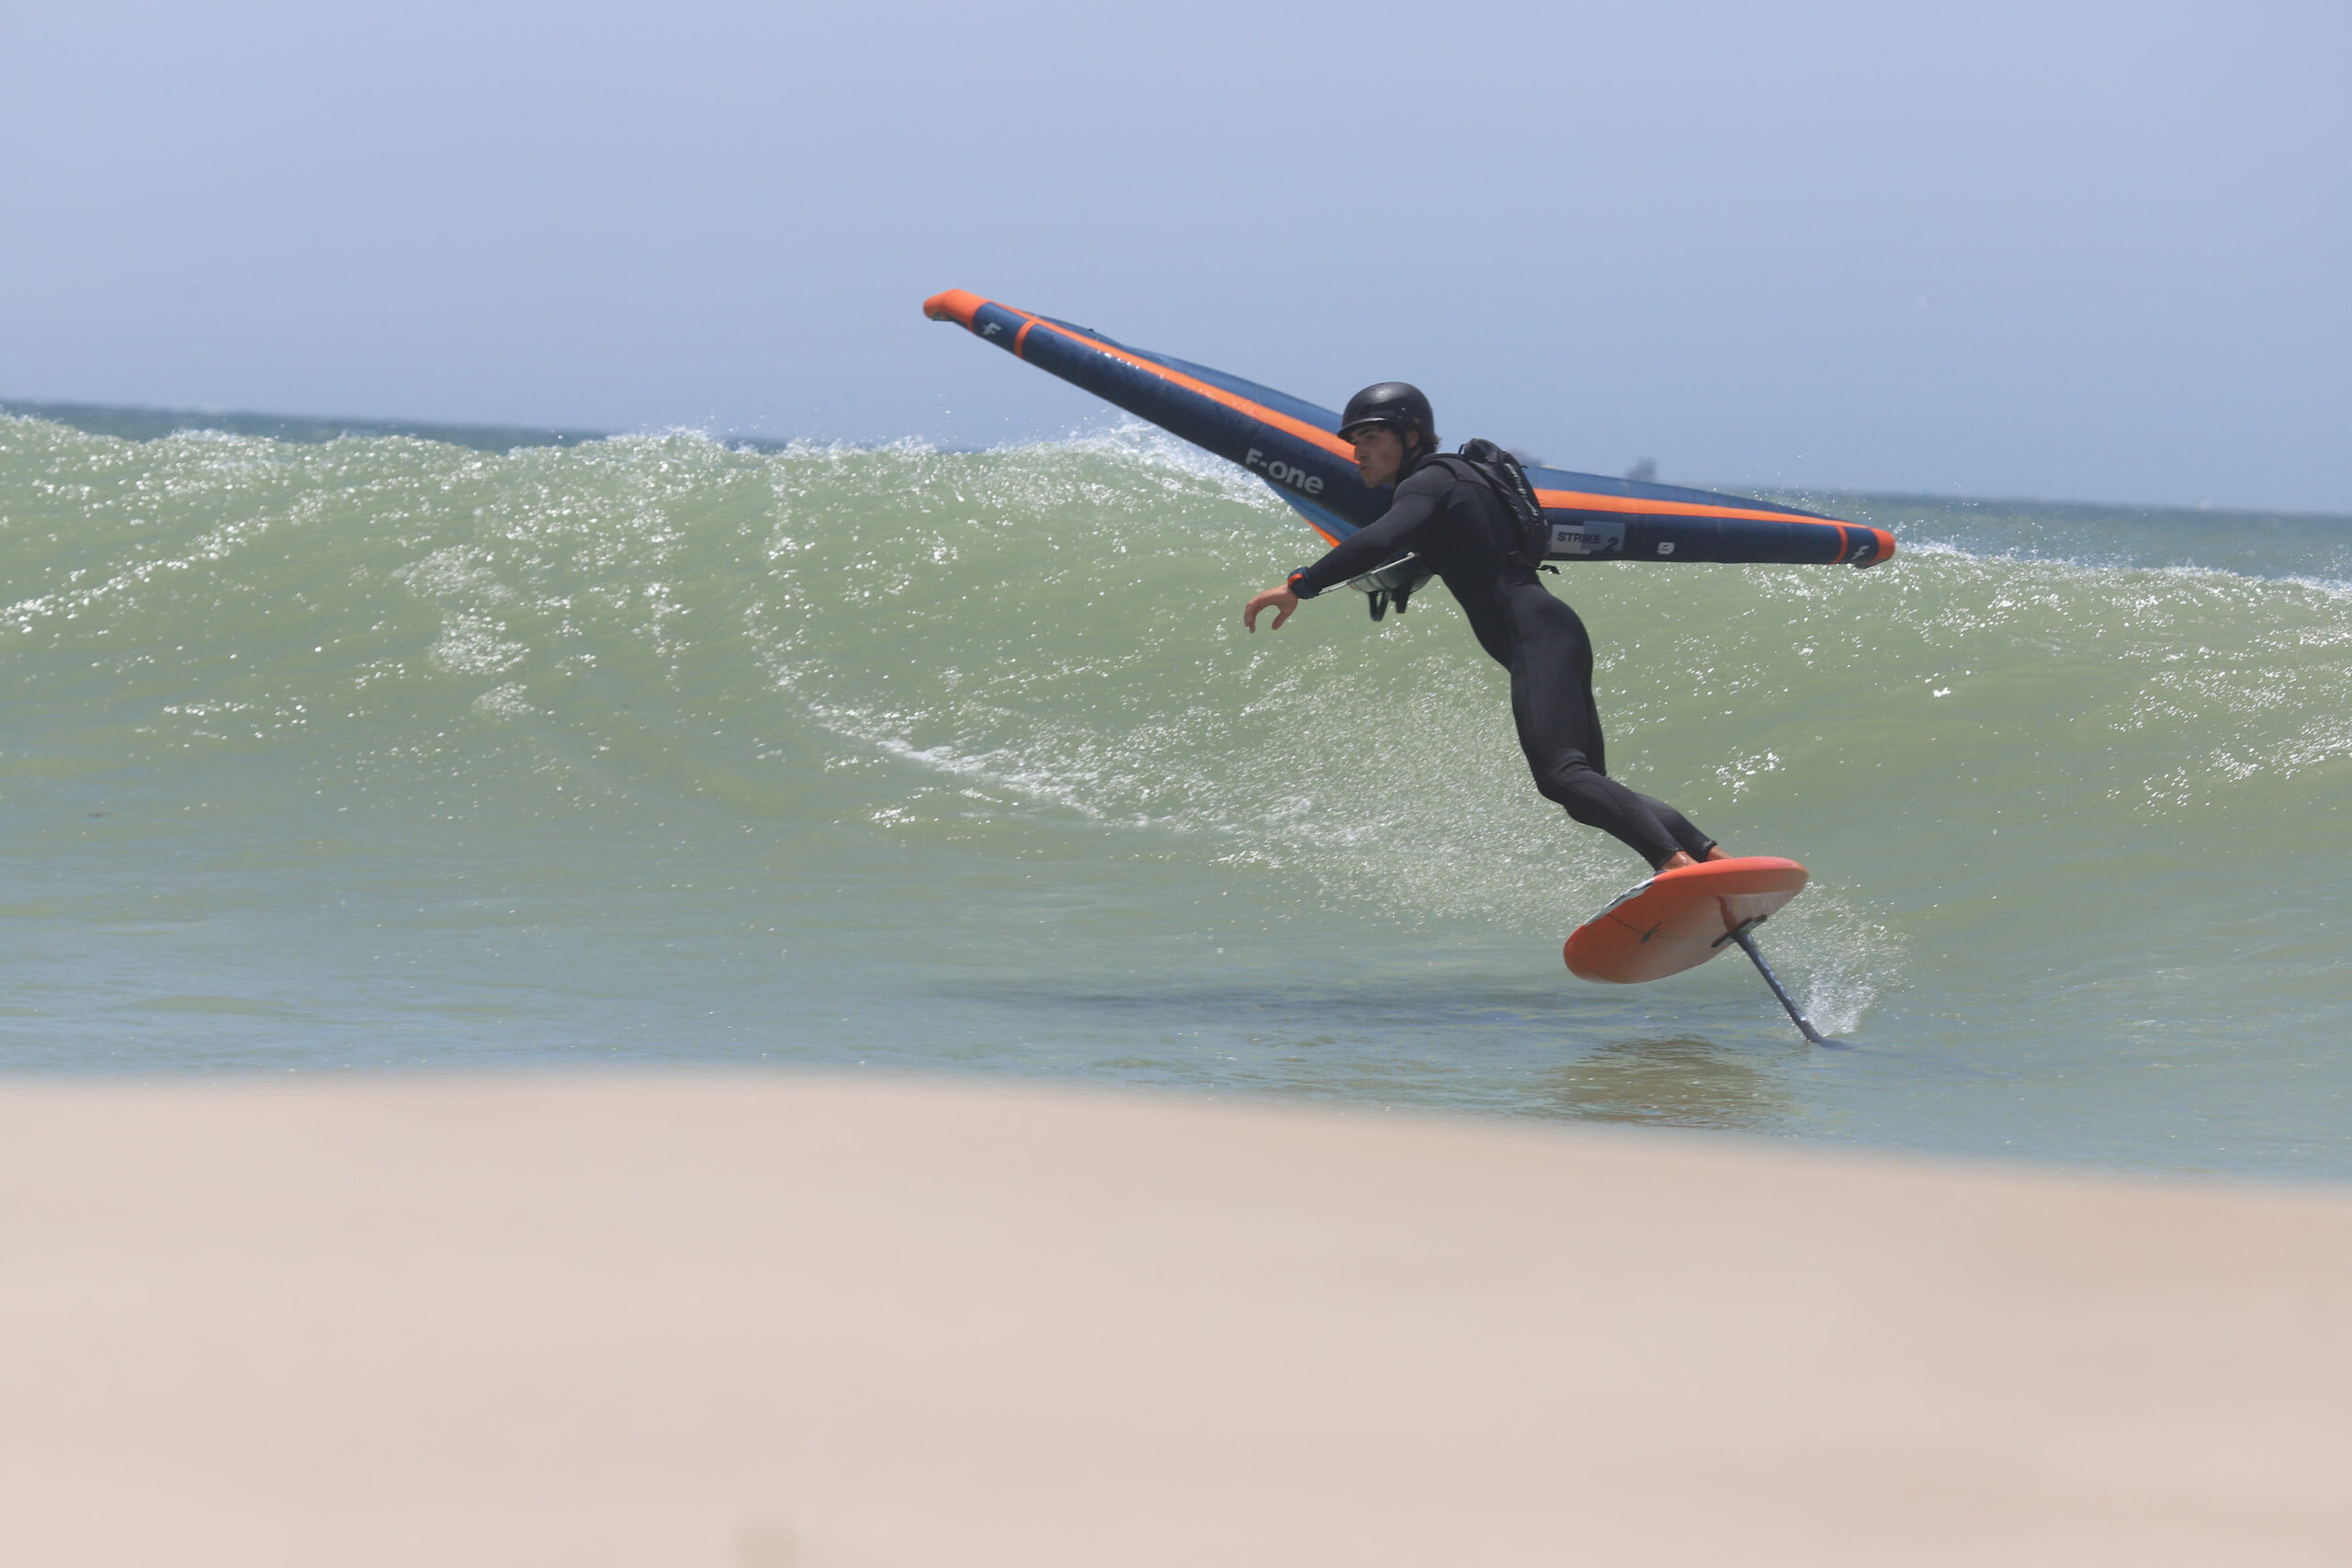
4 409 2347 1178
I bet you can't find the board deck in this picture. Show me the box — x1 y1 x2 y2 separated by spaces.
1564 857 1810 984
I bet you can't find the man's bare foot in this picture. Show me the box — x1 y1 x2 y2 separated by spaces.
1659 852 1698 872
1704 845 1729 862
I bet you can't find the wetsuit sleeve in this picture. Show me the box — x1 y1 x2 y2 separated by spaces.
1284 473 1447 599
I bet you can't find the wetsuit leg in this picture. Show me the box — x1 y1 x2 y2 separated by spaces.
1506 589 1717 868
1595 668 1719 863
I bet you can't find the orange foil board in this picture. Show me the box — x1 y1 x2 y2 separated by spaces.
1563 857 1810 984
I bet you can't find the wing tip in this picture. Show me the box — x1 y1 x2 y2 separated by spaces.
923 289 987 329
1853 526 1898 567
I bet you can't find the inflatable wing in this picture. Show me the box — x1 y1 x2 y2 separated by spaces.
924 289 1892 570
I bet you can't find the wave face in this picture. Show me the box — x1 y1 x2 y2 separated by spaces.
5 413 2349 1176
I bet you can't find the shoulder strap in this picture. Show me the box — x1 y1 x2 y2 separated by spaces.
1442 441 1553 570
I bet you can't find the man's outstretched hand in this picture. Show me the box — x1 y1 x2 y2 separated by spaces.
1244 587 1299 632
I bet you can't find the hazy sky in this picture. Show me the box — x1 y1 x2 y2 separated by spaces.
5 0 2346 509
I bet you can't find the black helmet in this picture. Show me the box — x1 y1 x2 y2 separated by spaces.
1338 381 1435 444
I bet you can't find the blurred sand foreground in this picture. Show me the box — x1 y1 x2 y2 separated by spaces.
2 1076 2346 1566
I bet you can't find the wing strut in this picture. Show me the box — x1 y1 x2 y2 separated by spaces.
1713 918 1851 1048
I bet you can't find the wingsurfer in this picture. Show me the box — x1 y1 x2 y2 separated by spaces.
1243 382 1726 873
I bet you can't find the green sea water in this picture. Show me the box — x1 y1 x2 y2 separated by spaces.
3 412 2347 1176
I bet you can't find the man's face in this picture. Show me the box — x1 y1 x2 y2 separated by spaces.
1351 426 1408 488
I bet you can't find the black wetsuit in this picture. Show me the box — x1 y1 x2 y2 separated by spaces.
1287 450 1716 869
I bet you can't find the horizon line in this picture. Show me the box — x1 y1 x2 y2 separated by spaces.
6 396 2345 524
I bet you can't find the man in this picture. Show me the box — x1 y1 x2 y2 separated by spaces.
1243 382 1725 873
